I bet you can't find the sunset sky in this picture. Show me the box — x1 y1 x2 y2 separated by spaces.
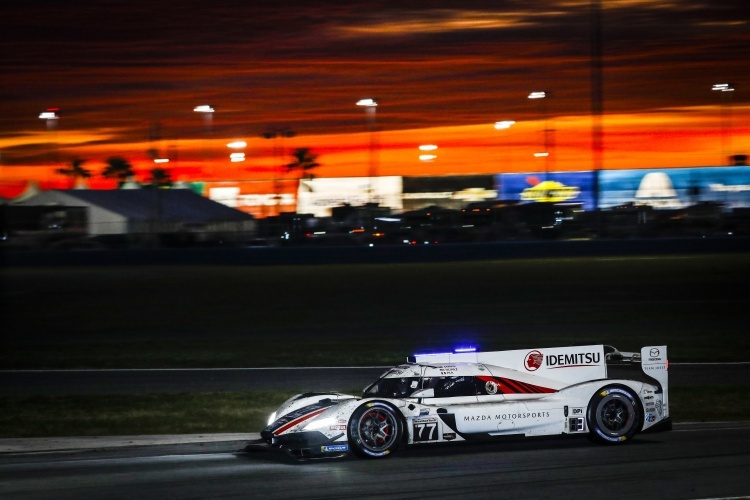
1 0 748 191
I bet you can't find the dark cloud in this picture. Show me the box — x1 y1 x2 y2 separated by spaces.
1 0 747 166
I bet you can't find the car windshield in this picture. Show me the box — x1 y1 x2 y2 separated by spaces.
363 376 423 398
364 376 487 398
364 374 486 398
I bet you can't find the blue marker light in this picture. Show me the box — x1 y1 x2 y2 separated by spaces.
412 351 453 357
409 346 478 362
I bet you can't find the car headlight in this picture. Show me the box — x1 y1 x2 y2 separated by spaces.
267 411 277 426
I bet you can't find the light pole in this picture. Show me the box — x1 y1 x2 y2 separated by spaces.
590 0 604 215
356 98 378 205
194 104 215 129
712 83 735 165
494 121 515 198
38 108 59 130
194 105 215 177
263 127 295 217
39 108 60 180
528 91 552 181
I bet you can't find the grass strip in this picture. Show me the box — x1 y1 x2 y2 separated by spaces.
0 386 746 439
0 392 298 438
3 254 750 369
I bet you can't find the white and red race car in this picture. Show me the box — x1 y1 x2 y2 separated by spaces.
259 344 670 458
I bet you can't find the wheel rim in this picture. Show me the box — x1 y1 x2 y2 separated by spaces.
595 394 636 436
356 407 398 453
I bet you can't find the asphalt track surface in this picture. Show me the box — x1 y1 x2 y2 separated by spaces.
1 422 748 499
1 363 748 396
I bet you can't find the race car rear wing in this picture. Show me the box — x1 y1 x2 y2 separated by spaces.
606 345 669 419
640 345 669 418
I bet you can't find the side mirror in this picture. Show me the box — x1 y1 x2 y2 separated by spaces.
410 388 434 398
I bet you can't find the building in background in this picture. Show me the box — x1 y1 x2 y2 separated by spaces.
9 189 256 247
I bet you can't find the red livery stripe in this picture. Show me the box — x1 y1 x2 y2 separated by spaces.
273 407 329 435
477 375 556 394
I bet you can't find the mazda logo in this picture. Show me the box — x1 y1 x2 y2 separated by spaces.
650 348 660 357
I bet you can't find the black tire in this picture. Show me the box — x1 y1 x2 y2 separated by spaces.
348 402 403 458
587 385 641 444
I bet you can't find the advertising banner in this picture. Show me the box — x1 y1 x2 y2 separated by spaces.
497 172 596 210
599 166 750 209
401 175 496 211
206 179 298 218
295 176 403 217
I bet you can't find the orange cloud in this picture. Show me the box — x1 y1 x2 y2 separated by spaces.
3 104 746 191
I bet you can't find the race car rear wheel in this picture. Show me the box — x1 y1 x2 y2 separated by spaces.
587 385 641 444
348 402 402 458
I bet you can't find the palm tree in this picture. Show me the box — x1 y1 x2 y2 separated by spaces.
56 158 91 188
148 167 173 188
286 147 320 181
102 156 135 187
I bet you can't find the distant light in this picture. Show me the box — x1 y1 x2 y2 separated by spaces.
534 152 549 157
712 83 734 92
153 158 169 164
419 144 438 151
494 120 516 130
412 346 477 357
39 111 58 120
194 105 215 113
227 141 247 149
356 98 378 107
230 152 245 162
528 91 546 99
419 154 437 162
413 351 453 357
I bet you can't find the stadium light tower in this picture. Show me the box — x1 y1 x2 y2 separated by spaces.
39 108 60 170
38 108 59 129
357 98 378 204
494 121 516 195
193 104 215 129
227 140 247 163
263 127 296 216
712 83 735 165
528 91 552 179
194 105 215 177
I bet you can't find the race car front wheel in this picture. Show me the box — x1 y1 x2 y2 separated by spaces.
348 402 402 458
587 385 641 444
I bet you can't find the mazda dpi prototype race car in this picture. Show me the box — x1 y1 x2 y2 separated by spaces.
259 345 670 458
